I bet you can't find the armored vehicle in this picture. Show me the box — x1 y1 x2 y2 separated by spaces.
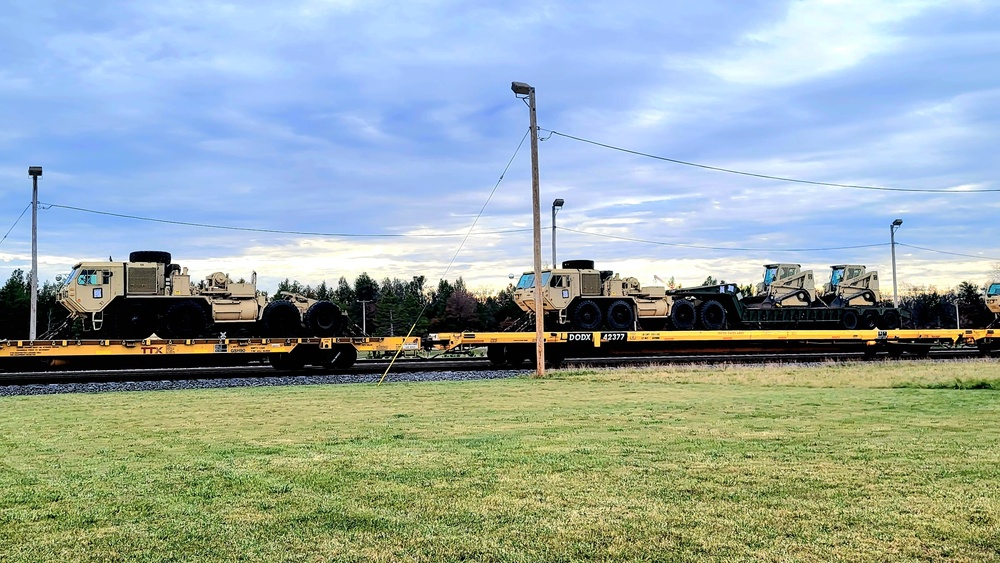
985 283 1000 325
56 251 345 339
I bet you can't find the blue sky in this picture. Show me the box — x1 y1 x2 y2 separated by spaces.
1 0 998 297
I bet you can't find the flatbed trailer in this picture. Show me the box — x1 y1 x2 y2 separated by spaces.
428 329 996 367
0 336 421 371
2 329 996 372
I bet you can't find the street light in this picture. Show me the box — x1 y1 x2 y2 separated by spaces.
890 218 903 308
552 198 564 268
511 81 545 376
28 166 42 341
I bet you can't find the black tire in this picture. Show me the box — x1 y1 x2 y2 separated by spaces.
117 301 157 340
487 345 506 366
605 299 635 331
841 310 859 330
699 300 727 330
671 300 696 330
261 300 302 336
129 251 172 264
861 310 878 330
269 352 305 370
879 310 901 330
303 301 342 337
164 301 207 339
572 300 602 331
330 345 358 368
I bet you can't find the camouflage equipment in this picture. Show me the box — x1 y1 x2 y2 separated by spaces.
56 251 345 339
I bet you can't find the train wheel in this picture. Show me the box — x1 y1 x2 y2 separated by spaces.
605 299 635 330
330 345 358 368
304 301 342 336
262 300 302 336
487 345 506 366
572 300 602 331
164 301 207 339
841 310 859 330
699 300 727 330
269 352 305 370
671 300 697 330
879 310 901 330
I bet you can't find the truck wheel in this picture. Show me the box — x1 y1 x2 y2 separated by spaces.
671 300 697 330
862 310 878 330
118 302 156 340
572 300 602 331
699 300 727 330
262 300 302 336
304 301 342 337
879 310 901 330
841 310 859 330
605 300 635 330
164 301 207 339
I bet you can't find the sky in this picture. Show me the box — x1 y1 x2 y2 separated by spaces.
1 0 999 299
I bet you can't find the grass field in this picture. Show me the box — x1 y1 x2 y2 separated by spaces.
2 360 999 562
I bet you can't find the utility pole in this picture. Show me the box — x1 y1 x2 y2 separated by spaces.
890 219 903 308
552 198 564 268
28 166 42 341
511 81 545 377
359 300 370 335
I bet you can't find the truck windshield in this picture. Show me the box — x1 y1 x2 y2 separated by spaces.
763 267 777 285
830 268 844 288
988 283 1000 297
515 272 551 289
62 268 78 287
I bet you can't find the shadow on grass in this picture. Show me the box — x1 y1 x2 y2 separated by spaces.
893 379 1000 390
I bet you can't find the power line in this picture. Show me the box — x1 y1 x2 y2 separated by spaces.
379 128 530 385
0 203 31 247
40 202 533 239
557 226 888 252
544 129 1000 193
897 243 1000 262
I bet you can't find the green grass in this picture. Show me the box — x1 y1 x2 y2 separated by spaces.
2 360 999 562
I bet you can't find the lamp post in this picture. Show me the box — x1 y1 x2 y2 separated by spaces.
890 218 903 308
358 300 370 335
511 81 545 377
551 198 564 268
28 166 42 341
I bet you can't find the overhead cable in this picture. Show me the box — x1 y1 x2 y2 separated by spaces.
41 202 532 238
0 203 31 247
543 129 1000 193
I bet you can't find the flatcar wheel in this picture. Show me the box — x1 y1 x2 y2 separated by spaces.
699 300 727 331
164 302 207 339
572 300 602 331
269 352 305 370
487 345 506 366
330 345 358 368
671 300 697 330
841 310 859 330
879 310 901 330
605 299 635 331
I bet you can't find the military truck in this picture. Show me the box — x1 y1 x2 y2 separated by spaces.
512 260 906 331
56 251 345 339
985 283 1000 326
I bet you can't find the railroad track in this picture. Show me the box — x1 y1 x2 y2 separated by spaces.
0 347 988 389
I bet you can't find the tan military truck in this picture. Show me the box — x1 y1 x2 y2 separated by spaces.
985 283 1000 324
512 260 907 331
56 251 344 339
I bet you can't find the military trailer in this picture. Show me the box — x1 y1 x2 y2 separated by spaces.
56 251 345 339
512 260 906 332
